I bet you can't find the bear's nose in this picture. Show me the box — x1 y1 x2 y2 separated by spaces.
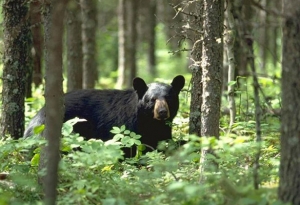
158 109 168 119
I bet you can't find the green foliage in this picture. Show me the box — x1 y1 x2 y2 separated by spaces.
0 119 286 205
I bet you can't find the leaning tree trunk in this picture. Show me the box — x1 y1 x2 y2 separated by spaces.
278 1 300 204
1 0 31 139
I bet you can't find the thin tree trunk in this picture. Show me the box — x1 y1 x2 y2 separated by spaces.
66 1 83 92
258 0 267 73
81 0 98 89
116 0 127 89
147 0 157 77
127 0 138 88
246 35 262 190
189 1 203 136
225 1 236 128
42 0 68 204
238 0 262 189
30 0 43 88
278 1 300 204
1 0 31 139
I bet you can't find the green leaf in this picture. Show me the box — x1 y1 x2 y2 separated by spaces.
130 132 136 138
33 124 45 135
120 125 126 132
31 153 40 166
228 81 237 86
110 127 120 134
113 133 124 141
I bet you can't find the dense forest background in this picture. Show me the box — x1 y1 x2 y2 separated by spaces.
1 0 300 204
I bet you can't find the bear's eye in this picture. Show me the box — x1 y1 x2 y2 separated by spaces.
150 97 156 103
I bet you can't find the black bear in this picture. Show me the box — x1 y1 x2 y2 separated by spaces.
24 75 185 157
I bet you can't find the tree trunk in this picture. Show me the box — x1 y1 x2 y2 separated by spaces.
189 1 203 136
30 0 43 88
116 0 127 89
127 0 138 88
41 0 68 204
278 1 300 204
146 0 156 77
225 1 236 128
81 0 98 89
1 0 31 139
201 0 223 138
66 1 83 92
199 0 224 182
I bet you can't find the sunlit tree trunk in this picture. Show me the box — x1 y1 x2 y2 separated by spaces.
278 1 300 204
225 1 236 128
1 0 31 139
116 0 127 89
66 1 83 92
81 0 98 89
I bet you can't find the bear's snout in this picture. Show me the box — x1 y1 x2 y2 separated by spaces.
153 99 170 120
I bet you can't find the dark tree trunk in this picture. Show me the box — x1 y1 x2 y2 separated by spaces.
41 0 68 204
278 1 300 204
148 0 157 77
140 0 157 77
30 0 43 88
66 1 83 92
127 0 138 87
189 1 203 136
81 0 98 89
1 0 31 139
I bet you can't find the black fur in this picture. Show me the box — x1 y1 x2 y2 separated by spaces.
24 75 185 156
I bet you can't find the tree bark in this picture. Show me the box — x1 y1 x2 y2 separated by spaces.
81 0 98 89
42 0 68 204
127 0 138 88
200 0 223 138
66 1 83 92
1 0 31 139
147 0 157 77
189 1 203 136
278 1 300 204
225 1 236 128
199 0 224 182
30 0 43 88
116 0 127 89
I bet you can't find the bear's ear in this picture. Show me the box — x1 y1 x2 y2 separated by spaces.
171 75 185 94
133 77 148 99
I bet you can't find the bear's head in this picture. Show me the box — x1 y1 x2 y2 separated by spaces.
133 75 185 121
